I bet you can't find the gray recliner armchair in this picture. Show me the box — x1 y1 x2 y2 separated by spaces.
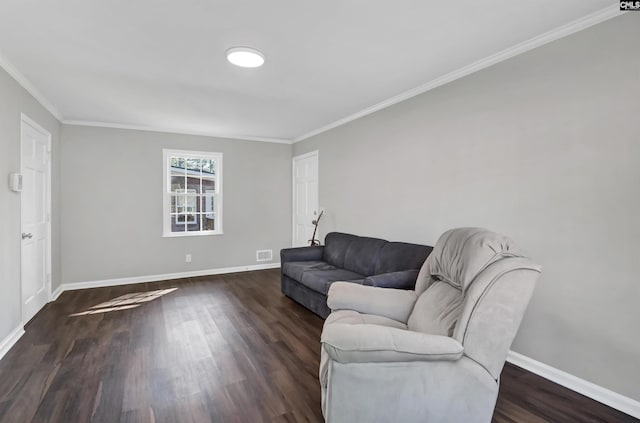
319 228 542 423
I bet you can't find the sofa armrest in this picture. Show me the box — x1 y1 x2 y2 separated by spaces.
321 323 463 364
327 282 417 323
280 246 324 263
364 269 419 290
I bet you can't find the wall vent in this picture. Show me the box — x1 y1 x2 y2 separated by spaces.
256 249 273 262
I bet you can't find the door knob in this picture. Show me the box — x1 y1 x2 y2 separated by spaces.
22 232 32 239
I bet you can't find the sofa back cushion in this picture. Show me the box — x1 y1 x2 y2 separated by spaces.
343 236 387 276
323 232 359 268
374 242 432 274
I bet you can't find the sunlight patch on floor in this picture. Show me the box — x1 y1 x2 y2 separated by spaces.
70 287 178 317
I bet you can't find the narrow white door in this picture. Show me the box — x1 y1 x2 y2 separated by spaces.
20 116 51 324
292 151 319 247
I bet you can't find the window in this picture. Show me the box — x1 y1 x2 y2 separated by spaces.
163 149 223 236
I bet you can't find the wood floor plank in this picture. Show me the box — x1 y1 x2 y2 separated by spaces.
0 268 635 423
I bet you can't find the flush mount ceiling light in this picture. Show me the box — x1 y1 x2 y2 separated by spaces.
226 47 265 68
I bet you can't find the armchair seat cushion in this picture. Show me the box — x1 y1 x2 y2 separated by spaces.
282 260 335 281
300 269 365 295
322 323 464 364
325 310 407 330
320 310 408 388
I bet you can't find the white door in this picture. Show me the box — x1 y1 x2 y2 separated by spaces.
292 151 319 247
21 115 51 324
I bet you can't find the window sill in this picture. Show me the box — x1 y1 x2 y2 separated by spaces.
163 230 224 238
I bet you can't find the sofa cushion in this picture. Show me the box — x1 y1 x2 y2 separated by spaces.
323 232 358 268
282 260 335 282
364 269 419 289
343 237 387 276
300 269 364 295
375 242 432 274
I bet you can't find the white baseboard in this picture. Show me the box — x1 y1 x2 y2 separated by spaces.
50 262 281 298
507 350 640 419
50 285 64 302
0 326 25 362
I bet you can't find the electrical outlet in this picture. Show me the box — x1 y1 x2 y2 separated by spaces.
185 253 192 263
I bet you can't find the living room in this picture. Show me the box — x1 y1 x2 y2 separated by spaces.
0 1 638 422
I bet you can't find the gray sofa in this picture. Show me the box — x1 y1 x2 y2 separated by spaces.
280 232 433 318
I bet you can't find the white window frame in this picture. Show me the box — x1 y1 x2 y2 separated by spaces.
163 149 223 237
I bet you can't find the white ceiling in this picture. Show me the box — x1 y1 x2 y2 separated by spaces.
0 1 619 143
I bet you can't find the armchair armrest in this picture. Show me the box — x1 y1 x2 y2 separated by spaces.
364 269 419 290
327 282 417 323
321 323 463 364
280 246 324 263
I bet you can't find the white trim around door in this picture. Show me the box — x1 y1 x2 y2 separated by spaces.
292 150 319 247
20 113 52 325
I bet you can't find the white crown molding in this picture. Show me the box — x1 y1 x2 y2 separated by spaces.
507 350 640 419
50 262 281 296
62 120 294 144
0 326 25 362
293 5 626 143
0 50 63 121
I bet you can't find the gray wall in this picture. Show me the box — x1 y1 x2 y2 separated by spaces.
293 14 640 401
0 67 61 342
60 125 291 283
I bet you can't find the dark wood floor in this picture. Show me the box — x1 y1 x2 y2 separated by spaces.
0 269 636 423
